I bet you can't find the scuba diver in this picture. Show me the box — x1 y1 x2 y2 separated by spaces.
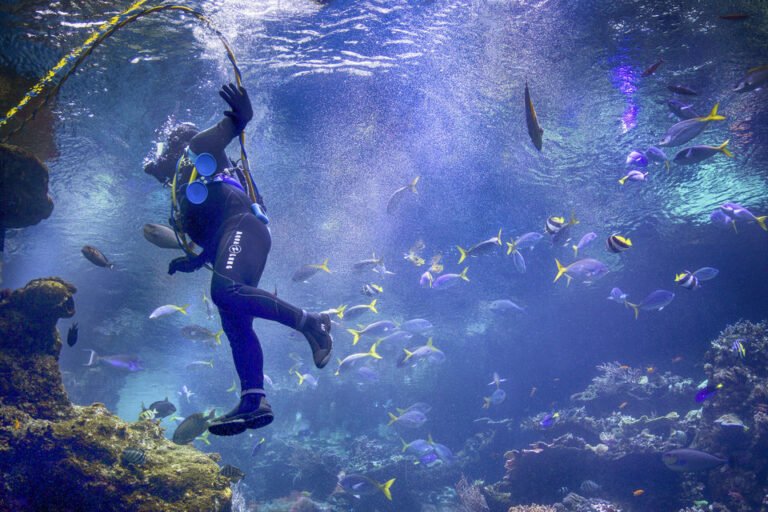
144 83 333 436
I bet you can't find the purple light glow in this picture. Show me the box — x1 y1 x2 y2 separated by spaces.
612 64 639 133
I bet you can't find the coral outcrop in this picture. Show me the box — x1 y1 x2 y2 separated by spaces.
0 278 232 511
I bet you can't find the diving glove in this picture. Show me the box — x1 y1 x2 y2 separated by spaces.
219 83 253 134
168 252 208 275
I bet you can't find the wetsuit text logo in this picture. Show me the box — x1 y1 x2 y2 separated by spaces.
226 231 243 270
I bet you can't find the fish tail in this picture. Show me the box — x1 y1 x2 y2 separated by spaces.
403 348 414 362
179 304 190 315
369 341 383 360
347 329 361 345
295 371 305 385
553 259 568 283
627 302 640 320
572 245 578 258
716 139 733 157
506 241 516 256
756 216 767 232
618 175 628 185
368 299 378 313
459 267 470 282
496 229 503 245
664 159 670 172
83 349 97 366
569 211 579 226
207 359 214 367
700 103 726 122
456 246 467 264
379 478 396 501
108 263 115 270
409 176 420 194
482 397 491 409
214 330 224 345
400 437 409 452
387 412 398 426
319 258 331 273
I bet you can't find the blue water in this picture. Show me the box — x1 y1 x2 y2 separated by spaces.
2 0 768 510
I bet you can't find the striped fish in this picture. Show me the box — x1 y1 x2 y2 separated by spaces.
121 447 146 465
606 234 632 253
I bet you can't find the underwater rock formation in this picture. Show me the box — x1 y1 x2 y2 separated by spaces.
0 278 232 511
486 320 768 512
690 320 768 512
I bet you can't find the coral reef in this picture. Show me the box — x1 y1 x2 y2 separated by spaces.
0 278 232 511
689 320 768 512
507 505 556 512
456 474 489 512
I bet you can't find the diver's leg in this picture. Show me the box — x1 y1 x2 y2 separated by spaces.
208 310 274 436
210 213 333 368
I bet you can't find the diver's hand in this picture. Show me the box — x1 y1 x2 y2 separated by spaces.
168 256 205 275
219 83 253 133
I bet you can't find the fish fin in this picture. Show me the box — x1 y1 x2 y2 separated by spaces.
347 329 361 345
747 65 768 73
459 267 469 282
569 211 579 226
403 349 414 362
618 175 628 185
400 437 409 452
553 259 568 283
387 412 398 426
626 302 640 320
409 176 420 194
496 229 503 245
336 304 347 319
506 241 516 256
379 478 396 501
482 397 490 409
369 342 382 360
319 258 331 273
368 299 378 313
572 245 578 258
456 246 467 264
295 371 305 385
756 216 767 232
427 337 435 349
716 139 733 157
699 103 726 122
179 304 190 315
215 330 223 345
665 159 670 172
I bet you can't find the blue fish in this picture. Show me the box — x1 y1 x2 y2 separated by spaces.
695 383 723 403
607 287 628 304
83 350 144 372
482 388 506 409
673 140 732 165
626 290 675 319
719 203 767 232
645 146 670 171
431 268 469 290
540 412 559 428
553 258 609 285
572 232 597 258
626 150 648 168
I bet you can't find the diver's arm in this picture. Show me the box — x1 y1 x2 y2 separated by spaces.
189 84 252 165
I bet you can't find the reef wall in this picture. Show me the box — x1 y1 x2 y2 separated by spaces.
0 278 232 511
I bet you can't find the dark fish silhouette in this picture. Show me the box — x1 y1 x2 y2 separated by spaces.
66 323 78 347
81 245 113 268
667 84 699 96
172 410 215 444
121 447 146 465
147 397 176 418
524 82 544 151
641 58 664 77
220 464 245 481
719 13 749 20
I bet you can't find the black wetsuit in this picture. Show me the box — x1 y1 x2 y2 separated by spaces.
177 118 303 393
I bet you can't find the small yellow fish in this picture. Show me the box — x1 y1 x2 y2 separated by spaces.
13 419 20 430
429 255 444 274
404 251 425 266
